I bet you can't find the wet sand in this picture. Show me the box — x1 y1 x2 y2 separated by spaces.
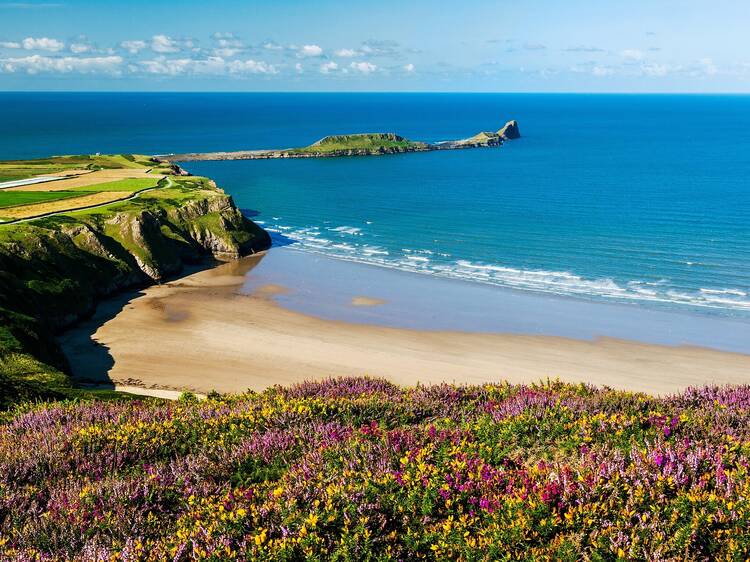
59 255 750 396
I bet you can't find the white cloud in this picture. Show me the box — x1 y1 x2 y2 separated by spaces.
592 65 614 77
350 61 376 74
214 48 241 57
335 48 358 57
121 40 146 54
320 61 338 74
299 44 323 57
360 40 400 57
0 41 21 49
403 63 415 72
141 56 216 76
227 59 277 75
21 36 64 51
140 55 276 76
262 41 283 51
151 34 180 53
0 54 122 74
698 57 717 76
70 42 91 54
564 45 605 53
216 37 242 48
213 34 243 57
621 49 644 61
641 63 669 76
295 62 303 73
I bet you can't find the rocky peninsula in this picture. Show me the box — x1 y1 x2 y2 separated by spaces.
158 119 520 162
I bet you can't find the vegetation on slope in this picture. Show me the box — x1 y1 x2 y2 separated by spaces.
292 133 429 155
0 155 271 409
0 377 749 560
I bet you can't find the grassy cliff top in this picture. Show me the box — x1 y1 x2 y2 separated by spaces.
293 132 428 154
0 153 172 183
0 155 179 222
0 154 269 410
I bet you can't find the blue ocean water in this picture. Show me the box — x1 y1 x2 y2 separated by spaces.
1 93 749 318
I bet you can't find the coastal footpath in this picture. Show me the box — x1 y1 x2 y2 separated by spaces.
0 154 270 407
158 119 520 162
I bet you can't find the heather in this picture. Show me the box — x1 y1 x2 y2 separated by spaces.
1 378 750 560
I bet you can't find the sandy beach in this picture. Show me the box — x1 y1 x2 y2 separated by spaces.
59 254 750 397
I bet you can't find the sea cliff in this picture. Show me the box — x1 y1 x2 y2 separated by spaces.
0 159 270 407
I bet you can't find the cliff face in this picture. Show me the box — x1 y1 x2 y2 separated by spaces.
0 175 271 406
498 119 521 140
0 189 269 329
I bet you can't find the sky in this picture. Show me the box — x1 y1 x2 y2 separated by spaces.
0 0 748 92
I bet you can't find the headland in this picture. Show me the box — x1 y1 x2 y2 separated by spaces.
157 119 520 162
0 153 270 406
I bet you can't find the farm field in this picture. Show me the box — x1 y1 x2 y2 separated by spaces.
5 169 163 192
0 155 169 222
0 190 90 209
0 191 140 220
0 154 160 182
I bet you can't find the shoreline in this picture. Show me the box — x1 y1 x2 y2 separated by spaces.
241 247 750 354
252 227 750 322
59 250 750 397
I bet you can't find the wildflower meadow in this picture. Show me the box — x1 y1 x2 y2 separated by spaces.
1 377 749 560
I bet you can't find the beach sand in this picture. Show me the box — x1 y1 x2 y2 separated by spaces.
59 255 750 397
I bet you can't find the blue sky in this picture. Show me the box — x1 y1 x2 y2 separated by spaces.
0 0 747 92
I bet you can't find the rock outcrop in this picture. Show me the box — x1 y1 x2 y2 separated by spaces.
498 119 521 140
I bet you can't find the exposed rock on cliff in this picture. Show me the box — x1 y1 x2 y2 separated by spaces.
498 119 521 140
0 191 269 330
0 158 271 407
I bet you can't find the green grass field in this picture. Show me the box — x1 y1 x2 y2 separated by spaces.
0 191 91 209
70 177 160 192
0 154 171 182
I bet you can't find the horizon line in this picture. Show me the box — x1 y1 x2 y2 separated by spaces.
1 90 750 95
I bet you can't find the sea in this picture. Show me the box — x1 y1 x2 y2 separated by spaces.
2 92 749 321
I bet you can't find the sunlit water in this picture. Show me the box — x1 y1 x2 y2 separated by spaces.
2 92 749 318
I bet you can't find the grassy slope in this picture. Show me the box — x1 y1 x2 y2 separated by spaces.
292 133 427 154
0 155 269 409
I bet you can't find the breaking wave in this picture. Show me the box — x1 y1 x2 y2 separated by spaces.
264 221 750 314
